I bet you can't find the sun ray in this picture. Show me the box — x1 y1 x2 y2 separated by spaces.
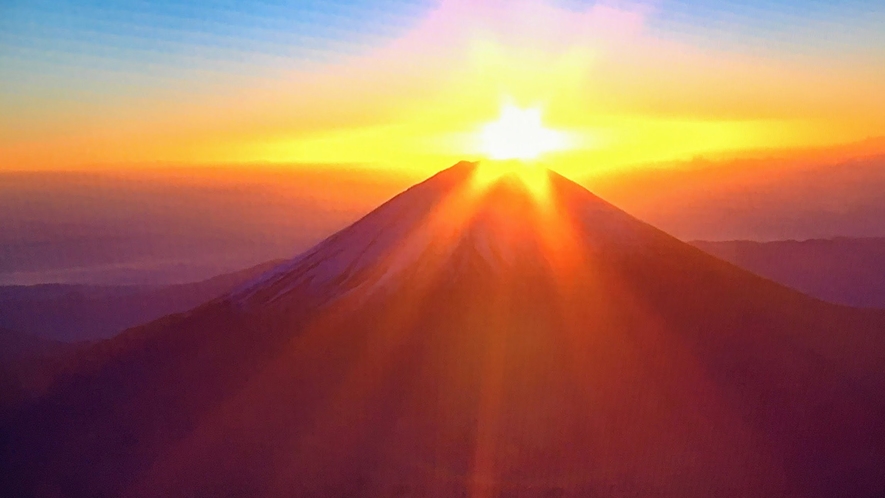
479 103 570 161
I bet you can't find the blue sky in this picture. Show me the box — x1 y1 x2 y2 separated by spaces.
1 0 433 99
4 0 883 68
3 0 883 90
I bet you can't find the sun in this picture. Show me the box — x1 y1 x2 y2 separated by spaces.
479 103 568 161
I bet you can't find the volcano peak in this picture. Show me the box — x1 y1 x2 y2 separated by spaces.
234 161 649 310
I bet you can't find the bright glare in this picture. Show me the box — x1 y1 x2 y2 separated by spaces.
479 104 569 160
471 159 552 202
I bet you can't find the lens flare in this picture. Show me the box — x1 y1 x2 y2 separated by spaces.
470 160 552 203
479 104 569 161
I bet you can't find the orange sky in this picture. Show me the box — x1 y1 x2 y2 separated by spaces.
2 0 885 179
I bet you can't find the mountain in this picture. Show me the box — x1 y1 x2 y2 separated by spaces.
0 260 284 342
3 162 885 497
693 238 885 309
0 327 72 364
0 327 82 412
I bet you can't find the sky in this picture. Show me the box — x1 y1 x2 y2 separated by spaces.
2 0 885 176
2 0 885 284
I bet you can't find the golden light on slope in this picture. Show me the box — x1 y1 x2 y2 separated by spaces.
470 160 552 204
479 104 569 161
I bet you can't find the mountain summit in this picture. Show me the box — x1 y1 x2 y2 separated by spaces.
4 162 885 497
233 161 651 312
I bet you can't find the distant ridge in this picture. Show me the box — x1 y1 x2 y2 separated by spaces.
0 260 284 342
693 237 885 309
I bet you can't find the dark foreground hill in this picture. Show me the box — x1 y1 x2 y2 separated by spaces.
693 238 885 309
0 327 81 410
3 162 885 497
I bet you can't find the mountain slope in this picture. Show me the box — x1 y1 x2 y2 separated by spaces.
0 327 80 411
3 162 885 498
693 238 885 309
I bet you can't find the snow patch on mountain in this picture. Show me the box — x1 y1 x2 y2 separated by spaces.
231 164 474 307
231 164 659 310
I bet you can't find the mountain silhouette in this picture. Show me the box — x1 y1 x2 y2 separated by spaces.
3 162 885 497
